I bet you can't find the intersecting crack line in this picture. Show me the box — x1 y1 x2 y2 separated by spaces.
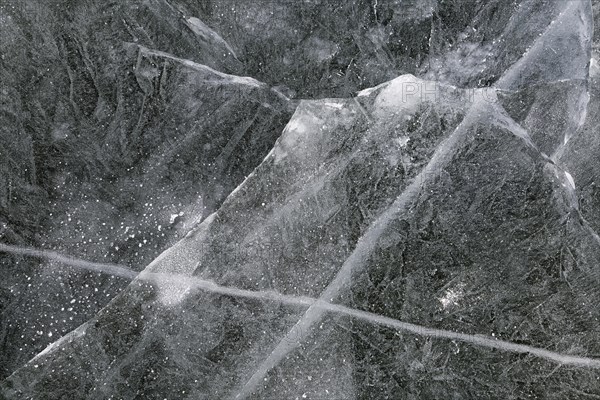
496 0 592 90
231 96 500 399
2 242 600 378
491 99 600 252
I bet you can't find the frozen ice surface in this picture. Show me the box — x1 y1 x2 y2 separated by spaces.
2 0 600 399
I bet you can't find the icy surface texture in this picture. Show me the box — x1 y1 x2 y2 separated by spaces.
2 0 600 399
0 0 292 378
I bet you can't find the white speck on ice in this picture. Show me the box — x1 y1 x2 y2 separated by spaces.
438 283 465 309
169 212 184 225
395 136 410 147
33 326 87 360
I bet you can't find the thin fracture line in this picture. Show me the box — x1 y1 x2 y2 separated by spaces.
140 272 316 308
145 273 600 370
324 302 600 369
3 243 600 376
0 242 137 279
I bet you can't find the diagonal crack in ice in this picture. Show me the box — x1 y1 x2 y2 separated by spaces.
496 0 593 90
232 95 500 399
490 96 600 253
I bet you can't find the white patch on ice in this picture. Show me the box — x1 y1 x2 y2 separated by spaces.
357 87 376 97
357 80 388 97
591 55 600 78
148 274 194 307
272 104 327 164
395 136 410 147
304 37 339 63
323 102 344 109
50 123 70 140
438 284 465 309
471 87 499 106
286 116 310 135
372 75 438 119
564 171 576 190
